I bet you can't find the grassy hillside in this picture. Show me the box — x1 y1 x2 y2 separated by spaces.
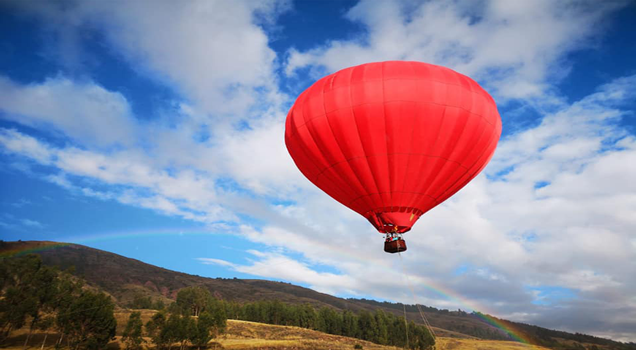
0 241 364 309
2 240 634 350
436 337 550 350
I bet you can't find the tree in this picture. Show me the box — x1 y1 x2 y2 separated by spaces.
154 299 166 310
35 316 54 350
297 304 318 330
64 290 117 350
0 254 61 346
374 310 389 345
319 307 343 335
176 287 210 317
209 305 227 339
122 312 144 350
162 313 189 350
189 312 215 350
22 262 59 348
129 293 153 309
389 313 408 348
408 321 434 350
0 255 41 342
358 311 378 342
222 301 241 320
146 310 168 349
342 310 359 338
53 273 83 347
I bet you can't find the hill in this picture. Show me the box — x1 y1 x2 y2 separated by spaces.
1 240 634 349
0 240 370 310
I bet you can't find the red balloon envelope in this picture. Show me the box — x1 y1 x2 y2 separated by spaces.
285 61 501 234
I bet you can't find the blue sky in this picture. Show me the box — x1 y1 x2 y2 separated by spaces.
1 0 635 342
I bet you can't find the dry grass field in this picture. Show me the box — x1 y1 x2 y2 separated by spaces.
436 337 551 350
3 318 555 350
219 319 399 350
219 320 553 350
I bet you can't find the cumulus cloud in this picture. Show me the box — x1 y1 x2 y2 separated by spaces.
200 250 358 295
0 128 232 224
84 0 288 117
0 128 55 164
285 0 626 100
215 116 308 196
10 0 290 118
0 76 137 147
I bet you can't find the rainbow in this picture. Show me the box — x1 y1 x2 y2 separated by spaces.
2 230 540 348
0 241 73 258
404 275 540 348
61 227 218 244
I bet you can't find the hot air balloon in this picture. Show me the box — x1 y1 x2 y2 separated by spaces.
285 61 501 253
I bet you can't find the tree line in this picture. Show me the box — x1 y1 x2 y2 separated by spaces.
159 286 433 349
225 298 434 349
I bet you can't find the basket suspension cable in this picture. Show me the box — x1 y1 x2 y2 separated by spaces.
394 231 409 349
398 255 438 350
392 233 410 349
397 251 437 344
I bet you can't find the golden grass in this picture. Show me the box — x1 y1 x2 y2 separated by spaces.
219 319 400 350
432 327 479 339
436 337 551 350
115 308 160 333
4 314 554 350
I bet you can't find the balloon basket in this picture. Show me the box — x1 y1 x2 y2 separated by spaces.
384 236 407 254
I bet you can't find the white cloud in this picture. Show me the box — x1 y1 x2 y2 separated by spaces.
216 117 308 196
0 76 136 147
202 250 358 296
198 257 235 268
285 0 625 101
20 218 44 229
0 128 55 164
84 0 285 116
0 215 44 231
13 0 290 118
0 129 233 224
